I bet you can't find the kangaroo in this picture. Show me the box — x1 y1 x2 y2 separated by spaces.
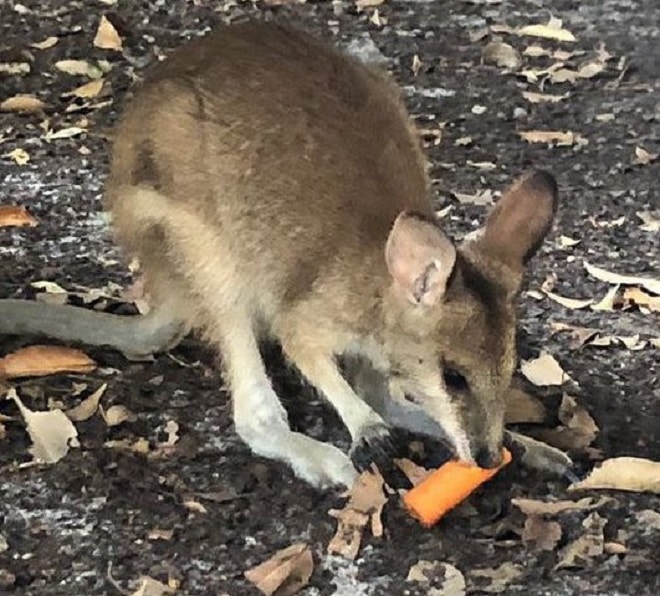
0 21 571 488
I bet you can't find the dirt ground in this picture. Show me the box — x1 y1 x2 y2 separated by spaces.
1 0 658 594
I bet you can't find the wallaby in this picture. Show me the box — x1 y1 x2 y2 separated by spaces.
0 21 571 488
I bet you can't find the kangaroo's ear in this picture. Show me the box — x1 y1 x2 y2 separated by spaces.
470 170 559 268
385 211 457 306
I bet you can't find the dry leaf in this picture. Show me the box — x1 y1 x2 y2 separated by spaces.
604 541 627 555
453 189 494 206
622 287 660 312
521 91 569 104
511 496 611 516
519 130 586 146
0 62 30 76
536 394 598 451
131 576 175 596
521 352 571 386
555 512 606 569
0 345 96 379
30 36 59 50
407 560 466 594
244 543 313 596
505 385 546 424
550 322 600 350
104 437 150 454
44 127 86 141
182 500 208 514
454 136 472 146
8 388 79 464
559 235 581 248
0 94 47 113
103 404 136 427
55 59 102 77
516 18 576 43
634 146 658 165
482 42 522 70
356 0 385 7
469 562 523 593
411 54 423 76
522 516 562 551
636 210 660 232
94 16 123 52
395 458 432 486
543 290 593 310
63 79 105 99
577 61 605 79
569 457 660 494
65 383 107 422
327 469 388 559
147 528 174 541
590 284 620 311
0 205 38 228
584 261 660 295
4 148 30 165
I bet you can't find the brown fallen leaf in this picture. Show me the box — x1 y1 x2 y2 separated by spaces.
505 384 546 424
536 394 598 451
406 560 466 594
65 383 107 422
327 469 388 559
590 284 621 311
8 388 79 464
63 79 105 99
469 562 523 593
522 516 562 551
521 352 572 386
482 41 522 70
555 512 606 569
516 17 576 43
569 457 660 494
543 290 593 310
549 322 599 350
55 59 103 78
519 130 586 146
511 496 611 516
102 404 136 427
130 576 175 596
0 205 38 228
634 146 658 165
0 345 96 379
244 543 313 596
395 458 433 486
4 148 30 165
0 94 47 113
622 287 660 312
30 36 59 50
604 541 627 555
94 15 123 52
521 91 569 104
584 261 660 295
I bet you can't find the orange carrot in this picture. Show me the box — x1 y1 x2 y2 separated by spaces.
403 448 512 527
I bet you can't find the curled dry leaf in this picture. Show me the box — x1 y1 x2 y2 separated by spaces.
536 394 598 451
555 512 606 569
130 576 175 596
0 94 47 113
65 383 107 422
584 261 660 295
0 205 38 228
30 36 59 50
543 290 593 310
634 146 658 165
44 127 86 141
0 345 96 379
521 91 569 104
406 560 466 595
590 284 620 312
522 516 562 551
63 79 105 99
516 17 576 43
482 41 522 70
511 496 611 516
55 59 103 78
519 130 587 146
94 15 123 52
244 543 313 596
395 458 433 486
636 210 660 232
550 322 600 350
569 457 660 494
8 388 79 464
103 404 136 427
327 469 388 559
521 352 572 386
622 287 660 312
4 148 30 165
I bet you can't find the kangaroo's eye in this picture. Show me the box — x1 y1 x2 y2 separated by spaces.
443 368 469 392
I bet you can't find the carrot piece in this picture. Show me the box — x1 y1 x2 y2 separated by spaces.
403 448 512 527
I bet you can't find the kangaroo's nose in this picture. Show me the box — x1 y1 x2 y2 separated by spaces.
474 447 503 469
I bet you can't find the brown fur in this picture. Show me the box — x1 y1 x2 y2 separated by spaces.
97 21 560 484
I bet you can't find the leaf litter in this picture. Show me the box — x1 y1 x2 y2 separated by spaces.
569 457 660 494
244 543 313 596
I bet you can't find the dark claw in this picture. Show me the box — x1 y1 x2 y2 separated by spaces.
350 424 412 490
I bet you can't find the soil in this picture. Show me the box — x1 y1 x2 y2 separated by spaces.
0 1 658 595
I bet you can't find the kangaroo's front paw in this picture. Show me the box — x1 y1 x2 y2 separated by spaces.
350 424 411 489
